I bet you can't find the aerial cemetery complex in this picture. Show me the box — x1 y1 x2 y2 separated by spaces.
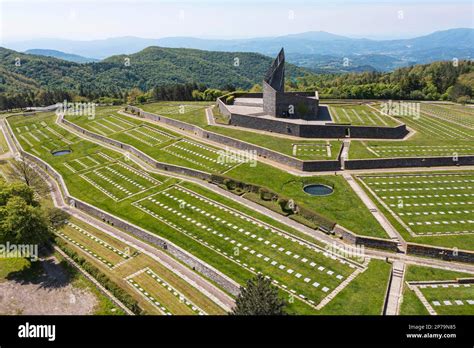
1 43 474 319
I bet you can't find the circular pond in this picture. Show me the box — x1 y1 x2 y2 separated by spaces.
303 184 334 196
52 149 72 156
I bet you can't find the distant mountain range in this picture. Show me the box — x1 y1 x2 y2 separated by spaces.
5 28 473 72
24 49 98 63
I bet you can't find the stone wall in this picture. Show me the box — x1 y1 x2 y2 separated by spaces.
333 225 400 252
406 243 474 264
274 91 319 120
227 111 408 139
345 156 474 170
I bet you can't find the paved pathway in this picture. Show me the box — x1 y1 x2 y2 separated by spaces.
340 140 350 169
0 120 15 158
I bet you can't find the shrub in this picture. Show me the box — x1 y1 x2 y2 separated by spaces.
277 198 288 211
259 188 274 201
223 178 236 190
226 95 235 105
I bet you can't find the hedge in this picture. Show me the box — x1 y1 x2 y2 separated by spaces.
210 174 336 231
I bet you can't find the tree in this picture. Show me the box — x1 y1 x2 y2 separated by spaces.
6 157 51 197
448 82 472 101
231 274 286 315
0 192 50 245
456 95 471 105
127 88 144 104
45 207 70 229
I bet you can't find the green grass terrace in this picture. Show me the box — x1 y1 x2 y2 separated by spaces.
349 102 474 160
357 170 474 251
139 102 343 160
7 111 389 314
65 106 387 239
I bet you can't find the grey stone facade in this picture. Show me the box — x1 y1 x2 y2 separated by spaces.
262 48 319 120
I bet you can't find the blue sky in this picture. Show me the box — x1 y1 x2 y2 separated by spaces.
0 0 472 42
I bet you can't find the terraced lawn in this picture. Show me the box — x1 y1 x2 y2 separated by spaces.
56 217 225 315
56 222 134 268
328 104 400 127
8 111 375 314
358 172 474 236
66 107 387 239
421 103 474 130
140 102 343 160
318 259 391 315
133 184 361 308
417 283 474 315
349 102 474 160
67 108 244 174
141 102 211 128
400 265 474 315
357 171 474 251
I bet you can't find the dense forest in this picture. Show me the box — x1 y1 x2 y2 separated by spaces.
294 60 473 103
0 45 472 110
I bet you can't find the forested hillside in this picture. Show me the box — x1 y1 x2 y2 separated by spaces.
0 46 308 96
296 60 474 102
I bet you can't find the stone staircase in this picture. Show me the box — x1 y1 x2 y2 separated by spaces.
384 261 406 315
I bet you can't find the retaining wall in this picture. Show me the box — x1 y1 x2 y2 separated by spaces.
406 243 474 264
345 156 474 170
217 95 408 140
333 225 400 252
227 112 408 139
